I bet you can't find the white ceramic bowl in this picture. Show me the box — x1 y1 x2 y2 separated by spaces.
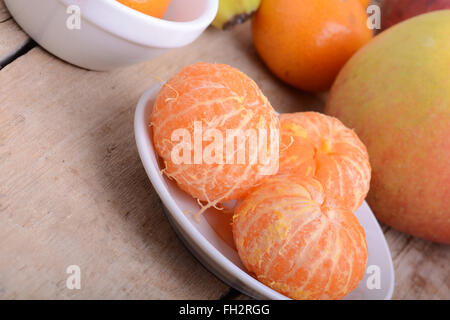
5 0 218 70
135 85 395 300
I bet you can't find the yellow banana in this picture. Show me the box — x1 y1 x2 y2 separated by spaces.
212 0 262 30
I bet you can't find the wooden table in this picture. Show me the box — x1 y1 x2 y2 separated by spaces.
0 0 448 300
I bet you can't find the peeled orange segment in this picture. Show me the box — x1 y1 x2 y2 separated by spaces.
279 112 371 212
151 63 280 210
116 0 171 18
233 176 368 300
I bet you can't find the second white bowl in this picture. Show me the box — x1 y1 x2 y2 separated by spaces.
5 0 218 70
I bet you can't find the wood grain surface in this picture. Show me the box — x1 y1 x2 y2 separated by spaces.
0 3 448 300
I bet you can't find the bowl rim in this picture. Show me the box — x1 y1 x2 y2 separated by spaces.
58 0 219 47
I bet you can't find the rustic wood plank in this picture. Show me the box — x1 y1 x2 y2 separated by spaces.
383 227 449 299
0 18 448 300
0 2 29 66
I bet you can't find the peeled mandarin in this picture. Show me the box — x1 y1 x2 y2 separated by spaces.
151 63 279 208
233 176 368 300
279 112 371 211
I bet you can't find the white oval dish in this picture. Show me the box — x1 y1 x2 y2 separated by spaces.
5 0 218 71
134 85 395 300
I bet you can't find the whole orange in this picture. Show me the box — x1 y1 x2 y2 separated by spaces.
252 0 373 92
359 0 370 8
116 0 171 18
